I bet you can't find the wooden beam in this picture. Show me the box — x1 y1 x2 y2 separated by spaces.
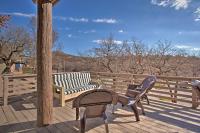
36 0 53 127
33 0 59 5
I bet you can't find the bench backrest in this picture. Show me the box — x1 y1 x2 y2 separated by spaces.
53 72 91 90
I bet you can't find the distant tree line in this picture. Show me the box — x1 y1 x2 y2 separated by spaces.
88 35 200 77
1 14 200 77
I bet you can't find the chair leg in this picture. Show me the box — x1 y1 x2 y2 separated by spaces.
111 104 115 114
131 104 140 121
103 113 109 133
80 113 86 133
76 108 79 120
137 101 145 115
144 94 150 105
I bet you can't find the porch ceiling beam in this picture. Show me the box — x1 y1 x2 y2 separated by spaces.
33 0 59 5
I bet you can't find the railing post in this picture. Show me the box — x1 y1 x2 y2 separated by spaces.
166 80 175 103
96 72 100 81
3 76 8 106
0 75 3 98
192 87 198 109
174 81 178 103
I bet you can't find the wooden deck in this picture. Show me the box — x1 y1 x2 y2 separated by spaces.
0 95 200 133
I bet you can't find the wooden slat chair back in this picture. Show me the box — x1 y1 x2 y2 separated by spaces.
73 89 117 133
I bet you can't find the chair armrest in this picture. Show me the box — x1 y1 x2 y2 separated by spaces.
128 84 140 90
112 93 119 105
128 89 141 94
126 89 141 98
118 94 130 106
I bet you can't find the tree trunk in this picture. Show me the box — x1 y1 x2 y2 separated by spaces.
2 63 12 74
37 1 53 127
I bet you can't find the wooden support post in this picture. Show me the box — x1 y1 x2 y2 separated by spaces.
3 76 8 106
36 0 54 127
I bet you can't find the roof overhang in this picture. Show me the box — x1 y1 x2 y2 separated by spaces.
32 0 59 5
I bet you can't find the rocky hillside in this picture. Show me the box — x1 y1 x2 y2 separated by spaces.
52 51 99 72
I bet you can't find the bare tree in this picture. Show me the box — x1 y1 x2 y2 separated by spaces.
29 16 58 49
53 43 65 72
169 49 189 76
0 15 10 28
146 41 175 75
0 26 33 73
28 17 59 70
190 56 200 77
125 40 147 74
91 35 126 73
87 36 197 77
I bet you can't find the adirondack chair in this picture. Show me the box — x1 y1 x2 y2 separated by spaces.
117 75 157 121
126 75 157 105
72 89 117 133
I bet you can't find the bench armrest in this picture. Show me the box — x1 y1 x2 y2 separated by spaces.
53 84 64 94
89 81 100 88
53 84 62 90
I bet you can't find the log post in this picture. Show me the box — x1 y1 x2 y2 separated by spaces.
34 0 58 127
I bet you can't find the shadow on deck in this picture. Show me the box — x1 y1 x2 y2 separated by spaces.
0 96 200 133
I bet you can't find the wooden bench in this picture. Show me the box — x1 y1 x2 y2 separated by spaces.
53 72 99 106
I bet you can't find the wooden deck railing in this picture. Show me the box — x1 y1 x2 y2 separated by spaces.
0 72 199 108
1 74 37 105
90 72 200 108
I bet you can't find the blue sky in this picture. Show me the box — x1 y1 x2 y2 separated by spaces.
0 0 200 55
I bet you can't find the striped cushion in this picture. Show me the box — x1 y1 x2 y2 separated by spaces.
53 72 95 95
65 85 96 95
67 72 83 88
53 74 69 88
53 74 71 92
81 73 91 85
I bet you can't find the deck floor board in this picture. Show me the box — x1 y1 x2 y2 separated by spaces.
0 97 200 133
